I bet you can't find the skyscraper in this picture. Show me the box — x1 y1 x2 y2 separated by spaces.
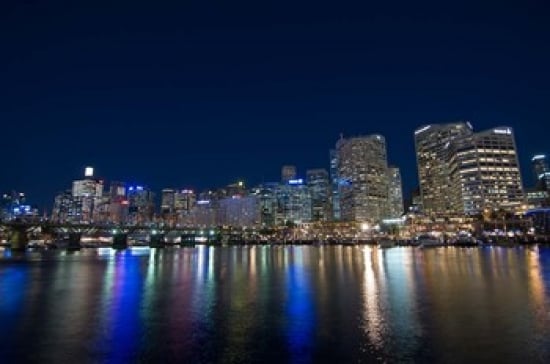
71 167 104 223
127 185 155 225
307 168 331 221
252 182 279 227
532 154 550 191
275 179 311 225
414 122 473 215
336 134 389 223
387 166 404 218
450 127 524 215
161 189 175 214
329 149 341 220
174 189 196 219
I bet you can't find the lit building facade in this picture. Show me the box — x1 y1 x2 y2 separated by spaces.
336 134 389 223
450 126 525 215
217 195 260 227
329 149 341 220
414 122 473 215
253 183 279 227
532 154 550 191
108 181 128 224
276 179 311 225
161 189 176 223
2 191 36 221
174 189 196 223
387 166 404 218
127 185 155 225
191 199 217 227
71 169 104 223
307 168 331 221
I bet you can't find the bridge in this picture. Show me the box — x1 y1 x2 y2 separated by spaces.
0 220 283 251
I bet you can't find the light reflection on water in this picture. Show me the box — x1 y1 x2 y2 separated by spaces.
0 246 549 363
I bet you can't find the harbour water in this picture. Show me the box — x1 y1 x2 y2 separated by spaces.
1 245 549 363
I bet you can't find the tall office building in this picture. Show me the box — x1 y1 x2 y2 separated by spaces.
276 179 311 225
532 154 550 191
336 134 389 223
71 167 104 223
109 181 126 200
329 149 341 220
281 165 297 183
52 190 73 223
108 181 128 224
127 185 155 225
414 122 473 215
450 126 524 215
307 168 331 221
253 182 279 227
161 189 175 214
387 166 404 218
174 189 196 218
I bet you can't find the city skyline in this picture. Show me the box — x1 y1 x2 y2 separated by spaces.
1 122 548 212
2 1 549 210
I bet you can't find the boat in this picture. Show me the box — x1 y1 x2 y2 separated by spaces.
453 232 479 247
415 234 444 248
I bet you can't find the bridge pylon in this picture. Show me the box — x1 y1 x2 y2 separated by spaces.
9 227 28 251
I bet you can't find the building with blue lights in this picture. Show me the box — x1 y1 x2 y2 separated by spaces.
127 185 155 225
532 154 550 191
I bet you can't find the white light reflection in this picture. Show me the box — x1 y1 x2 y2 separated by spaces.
98 247 116 257
526 247 548 325
362 246 388 349
128 246 150 256
196 245 206 282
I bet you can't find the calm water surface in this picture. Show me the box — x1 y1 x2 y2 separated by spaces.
1 245 550 363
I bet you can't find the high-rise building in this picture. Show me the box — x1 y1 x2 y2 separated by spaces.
526 154 550 208
161 189 175 215
109 181 126 200
174 189 196 219
414 122 473 215
329 149 341 221
276 179 311 225
281 165 297 183
387 166 404 218
52 190 74 223
307 168 331 221
107 181 128 224
532 154 550 191
450 126 524 215
71 167 104 223
252 183 279 227
127 185 155 225
336 134 389 223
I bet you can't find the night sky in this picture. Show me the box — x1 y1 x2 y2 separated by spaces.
1 1 549 211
